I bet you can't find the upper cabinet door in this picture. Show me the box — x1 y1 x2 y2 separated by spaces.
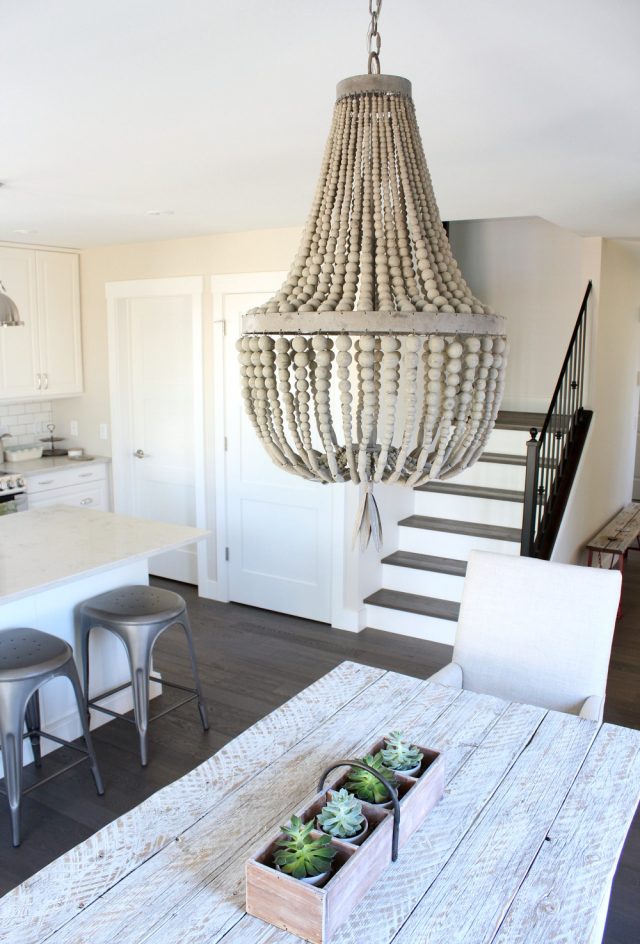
35 251 83 397
0 247 41 399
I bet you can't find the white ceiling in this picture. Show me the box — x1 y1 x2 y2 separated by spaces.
2 0 639 248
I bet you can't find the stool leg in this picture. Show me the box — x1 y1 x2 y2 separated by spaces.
132 664 151 767
63 662 104 796
0 687 26 847
80 617 91 724
24 690 42 768
120 627 153 767
178 614 209 731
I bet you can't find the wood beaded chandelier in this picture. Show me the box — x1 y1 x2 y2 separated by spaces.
238 1 507 546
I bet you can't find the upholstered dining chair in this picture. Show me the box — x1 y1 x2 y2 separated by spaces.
429 550 622 722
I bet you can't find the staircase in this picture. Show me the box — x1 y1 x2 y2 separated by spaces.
364 411 544 643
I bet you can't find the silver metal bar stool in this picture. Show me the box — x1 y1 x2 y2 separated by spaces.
0 627 104 847
79 586 209 767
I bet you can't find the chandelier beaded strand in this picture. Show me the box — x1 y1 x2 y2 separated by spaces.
238 21 507 547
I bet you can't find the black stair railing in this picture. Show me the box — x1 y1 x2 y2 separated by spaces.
521 281 594 558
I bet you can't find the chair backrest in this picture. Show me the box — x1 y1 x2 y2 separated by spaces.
453 551 621 714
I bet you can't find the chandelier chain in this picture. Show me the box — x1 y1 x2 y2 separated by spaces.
367 0 382 74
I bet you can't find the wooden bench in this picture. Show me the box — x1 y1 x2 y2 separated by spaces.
586 502 640 617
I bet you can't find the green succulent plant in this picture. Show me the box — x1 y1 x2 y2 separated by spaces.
273 815 336 879
317 788 366 839
381 731 424 772
345 752 397 804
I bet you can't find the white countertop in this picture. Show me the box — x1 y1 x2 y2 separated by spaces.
1 455 111 477
0 505 208 603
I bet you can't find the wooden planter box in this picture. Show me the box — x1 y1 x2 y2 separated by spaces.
245 735 444 943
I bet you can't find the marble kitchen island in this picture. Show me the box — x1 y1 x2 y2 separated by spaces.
0 505 207 773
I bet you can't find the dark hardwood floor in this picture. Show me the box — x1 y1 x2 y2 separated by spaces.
1 555 639 942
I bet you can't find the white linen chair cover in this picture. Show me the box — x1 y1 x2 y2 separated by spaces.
429 550 621 721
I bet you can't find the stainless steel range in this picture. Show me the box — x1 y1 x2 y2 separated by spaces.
0 473 27 514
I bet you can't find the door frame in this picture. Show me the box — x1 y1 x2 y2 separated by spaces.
106 276 207 590
211 272 350 627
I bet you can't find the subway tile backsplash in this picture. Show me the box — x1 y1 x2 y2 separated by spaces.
0 401 53 445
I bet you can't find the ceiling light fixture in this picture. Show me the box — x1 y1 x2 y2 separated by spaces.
146 209 175 216
238 1 508 548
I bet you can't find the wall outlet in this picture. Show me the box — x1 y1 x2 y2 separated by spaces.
99 423 108 440
69 420 79 437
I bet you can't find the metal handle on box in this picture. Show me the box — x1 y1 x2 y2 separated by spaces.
317 760 400 862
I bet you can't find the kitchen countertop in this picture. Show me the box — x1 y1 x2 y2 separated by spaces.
0 454 111 477
0 505 208 603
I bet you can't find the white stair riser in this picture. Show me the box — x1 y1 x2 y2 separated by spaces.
381 563 465 601
399 525 520 559
366 604 457 645
414 491 523 528
486 427 530 455
454 461 526 491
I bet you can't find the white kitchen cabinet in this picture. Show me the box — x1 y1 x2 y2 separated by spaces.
26 462 109 511
0 247 41 399
0 246 83 400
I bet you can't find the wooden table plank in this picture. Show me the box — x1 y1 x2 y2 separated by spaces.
0 661 388 943
391 711 599 944
222 699 546 944
492 722 640 943
38 668 434 944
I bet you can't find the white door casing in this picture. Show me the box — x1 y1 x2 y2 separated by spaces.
107 277 206 586
213 274 335 624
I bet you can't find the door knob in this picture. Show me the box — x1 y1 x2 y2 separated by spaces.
134 449 147 459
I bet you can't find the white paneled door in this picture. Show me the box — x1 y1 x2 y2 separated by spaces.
108 278 205 585
221 282 333 623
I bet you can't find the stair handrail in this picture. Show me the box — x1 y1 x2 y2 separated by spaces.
520 281 592 557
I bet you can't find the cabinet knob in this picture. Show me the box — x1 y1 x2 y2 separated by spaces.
42 373 49 390
134 449 147 459
80 497 93 505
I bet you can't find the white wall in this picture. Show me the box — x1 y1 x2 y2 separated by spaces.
554 238 640 561
449 217 586 411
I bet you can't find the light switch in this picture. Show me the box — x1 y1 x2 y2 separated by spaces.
70 420 78 437
99 423 108 440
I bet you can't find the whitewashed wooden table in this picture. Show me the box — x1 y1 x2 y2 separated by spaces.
3 661 640 944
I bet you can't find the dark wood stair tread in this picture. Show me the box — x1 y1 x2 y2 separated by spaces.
495 411 546 431
364 589 460 622
415 482 524 503
399 515 521 543
479 452 527 466
381 551 467 577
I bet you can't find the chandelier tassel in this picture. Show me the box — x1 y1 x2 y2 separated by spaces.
353 483 383 552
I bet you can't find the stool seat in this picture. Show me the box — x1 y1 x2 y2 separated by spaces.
80 586 185 625
0 628 72 682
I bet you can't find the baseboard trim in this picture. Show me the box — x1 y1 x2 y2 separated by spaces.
331 606 367 633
